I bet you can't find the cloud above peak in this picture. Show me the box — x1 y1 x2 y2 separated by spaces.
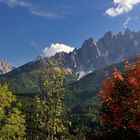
106 0 140 17
40 43 75 58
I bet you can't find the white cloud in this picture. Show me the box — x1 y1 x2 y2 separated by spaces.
123 16 131 28
106 0 140 17
0 0 62 19
40 43 75 58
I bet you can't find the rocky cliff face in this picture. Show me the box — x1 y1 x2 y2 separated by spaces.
97 29 140 64
47 29 140 79
0 61 15 75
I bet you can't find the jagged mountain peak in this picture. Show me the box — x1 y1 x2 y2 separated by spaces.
125 28 131 34
103 31 113 39
124 28 134 39
82 38 97 48
48 29 140 79
105 30 113 35
0 61 15 75
102 29 135 40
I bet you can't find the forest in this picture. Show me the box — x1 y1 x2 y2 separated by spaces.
0 59 140 140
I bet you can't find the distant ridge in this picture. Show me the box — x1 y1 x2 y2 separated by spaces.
0 61 15 75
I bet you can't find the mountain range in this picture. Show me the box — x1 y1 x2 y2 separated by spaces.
37 28 140 79
0 29 140 95
1 29 140 78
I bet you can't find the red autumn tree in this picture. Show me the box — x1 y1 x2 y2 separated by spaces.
99 58 140 131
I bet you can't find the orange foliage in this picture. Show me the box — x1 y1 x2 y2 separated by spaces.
128 76 139 88
99 57 140 131
113 71 124 81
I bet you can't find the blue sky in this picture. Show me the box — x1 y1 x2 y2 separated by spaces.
0 0 140 67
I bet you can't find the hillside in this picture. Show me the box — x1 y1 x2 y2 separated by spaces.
64 57 138 108
0 55 138 108
0 59 76 95
60 57 139 131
